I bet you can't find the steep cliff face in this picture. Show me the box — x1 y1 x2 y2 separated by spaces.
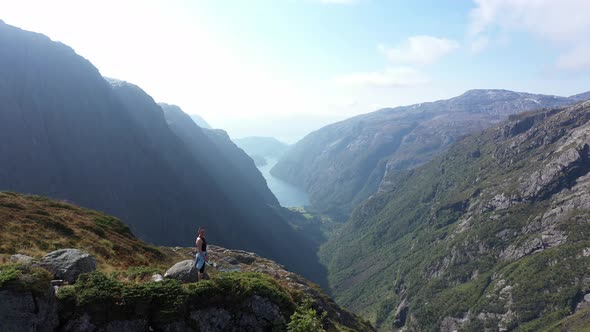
160 103 279 207
0 193 373 332
272 90 587 219
0 21 326 286
321 100 590 330
159 104 330 286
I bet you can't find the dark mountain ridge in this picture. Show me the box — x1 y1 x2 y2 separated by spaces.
272 89 589 220
320 99 590 330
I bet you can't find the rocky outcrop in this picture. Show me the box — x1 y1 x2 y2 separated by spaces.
60 296 286 332
0 245 373 331
190 295 286 331
40 249 96 283
0 286 59 332
164 259 198 283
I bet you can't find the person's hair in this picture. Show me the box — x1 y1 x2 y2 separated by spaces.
197 227 205 235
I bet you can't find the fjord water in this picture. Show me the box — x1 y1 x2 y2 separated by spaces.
257 158 310 207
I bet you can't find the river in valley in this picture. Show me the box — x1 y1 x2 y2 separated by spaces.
257 158 310 207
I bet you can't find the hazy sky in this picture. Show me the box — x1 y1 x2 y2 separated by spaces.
2 0 590 142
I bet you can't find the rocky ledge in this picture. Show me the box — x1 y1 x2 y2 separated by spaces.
0 246 373 332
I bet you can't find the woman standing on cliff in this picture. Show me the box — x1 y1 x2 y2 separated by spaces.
195 227 208 281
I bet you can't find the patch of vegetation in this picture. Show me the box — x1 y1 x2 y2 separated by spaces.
58 270 296 323
93 214 132 236
0 263 52 294
112 266 164 283
288 297 328 332
541 306 590 332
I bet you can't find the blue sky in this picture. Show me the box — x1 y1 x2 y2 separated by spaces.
1 0 589 142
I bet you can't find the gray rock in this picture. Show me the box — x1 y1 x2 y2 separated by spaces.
247 295 285 325
576 293 590 311
64 313 96 331
393 298 409 328
164 260 198 283
190 308 232 332
41 249 96 283
0 287 59 332
151 273 164 282
103 319 149 331
10 254 34 265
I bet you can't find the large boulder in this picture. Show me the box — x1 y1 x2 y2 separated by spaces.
40 249 96 283
164 260 198 283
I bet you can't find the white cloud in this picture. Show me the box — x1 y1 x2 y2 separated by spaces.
469 0 590 69
333 67 428 87
379 36 459 65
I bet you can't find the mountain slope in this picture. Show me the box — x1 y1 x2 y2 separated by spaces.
320 100 590 330
0 192 373 331
272 90 587 219
159 103 278 206
0 20 210 245
190 113 212 129
570 91 590 101
234 136 290 160
0 20 326 286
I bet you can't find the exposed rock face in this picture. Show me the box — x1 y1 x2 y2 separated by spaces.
272 89 587 219
40 249 96 283
164 259 198 283
190 296 285 332
0 287 59 331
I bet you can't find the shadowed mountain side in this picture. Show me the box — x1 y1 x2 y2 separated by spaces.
0 21 211 245
160 103 328 288
160 103 279 207
0 20 327 288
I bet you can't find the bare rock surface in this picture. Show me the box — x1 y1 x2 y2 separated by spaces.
40 249 96 283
